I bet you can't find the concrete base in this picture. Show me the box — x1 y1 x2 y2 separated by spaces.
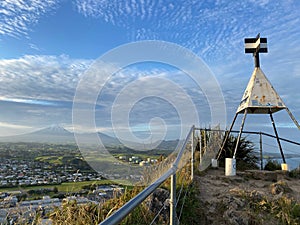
211 159 218 168
281 163 289 171
225 158 236 176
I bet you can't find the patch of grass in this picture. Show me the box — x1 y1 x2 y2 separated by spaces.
177 184 205 225
49 186 163 225
0 180 123 193
48 156 192 224
35 156 63 165
234 188 300 224
49 201 102 225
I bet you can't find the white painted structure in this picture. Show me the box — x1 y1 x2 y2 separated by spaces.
218 34 300 175
237 67 286 114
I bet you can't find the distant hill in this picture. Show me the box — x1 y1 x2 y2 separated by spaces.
77 132 121 146
157 139 183 150
263 151 300 159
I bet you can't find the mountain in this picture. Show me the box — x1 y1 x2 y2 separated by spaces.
0 125 179 149
31 124 72 136
28 124 74 143
0 125 74 143
0 125 120 145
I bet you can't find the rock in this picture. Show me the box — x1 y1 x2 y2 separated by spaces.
270 180 293 195
249 190 264 202
147 188 169 212
272 191 283 201
146 188 170 222
224 209 248 225
230 187 245 196
244 170 277 182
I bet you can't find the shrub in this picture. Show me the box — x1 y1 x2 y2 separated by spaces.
288 166 300 178
264 159 281 171
218 135 259 170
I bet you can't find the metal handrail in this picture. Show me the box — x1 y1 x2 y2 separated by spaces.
196 128 300 146
100 125 195 225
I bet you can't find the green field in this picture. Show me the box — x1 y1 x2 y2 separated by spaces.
0 180 130 193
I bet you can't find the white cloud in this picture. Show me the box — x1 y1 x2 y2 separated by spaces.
0 55 92 101
0 122 35 137
0 121 32 129
0 0 299 140
0 0 59 37
0 52 298 139
0 54 212 137
0 96 57 106
74 0 300 64
248 0 270 7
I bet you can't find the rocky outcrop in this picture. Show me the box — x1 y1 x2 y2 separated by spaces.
194 168 300 225
146 188 170 222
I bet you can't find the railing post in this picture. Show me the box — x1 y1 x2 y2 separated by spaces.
260 132 263 170
191 126 194 180
203 128 207 155
170 173 177 225
233 109 247 159
269 112 286 163
199 129 202 166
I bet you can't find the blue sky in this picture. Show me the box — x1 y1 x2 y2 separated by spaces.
0 0 300 145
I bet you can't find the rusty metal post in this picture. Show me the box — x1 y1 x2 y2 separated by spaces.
286 108 300 130
269 112 286 163
203 128 207 155
199 129 202 166
217 113 238 160
170 173 177 225
233 109 247 159
260 132 263 170
191 126 194 180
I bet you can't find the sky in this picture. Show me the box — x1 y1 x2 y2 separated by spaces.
0 0 300 148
